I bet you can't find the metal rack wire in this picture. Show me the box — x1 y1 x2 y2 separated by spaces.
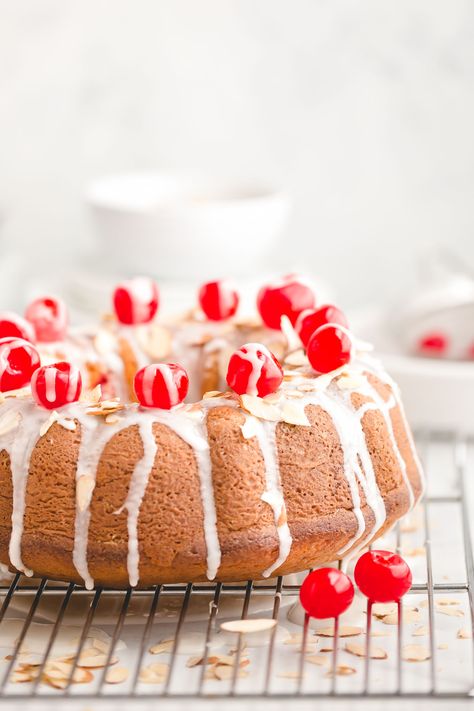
0 431 473 700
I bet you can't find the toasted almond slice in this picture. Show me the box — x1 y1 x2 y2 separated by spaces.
319 646 334 652
284 350 307 367
317 625 362 638
11 670 36 683
436 605 464 617
40 411 59 437
372 602 398 618
412 626 429 637
239 395 280 422
457 628 472 639
105 414 121 425
214 665 249 680
138 667 166 684
43 675 69 689
76 475 95 513
345 642 387 659
281 400 310 426
0 409 21 436
336 373 367 390
77 653 117 668
136 324 172 360
278 670 303 679
80 384 102 404
203 391 224 399
149 662 169 675
283 634 304 645
370 630 389 638
105 666 129 684
220 618 277 634
326 665 356 677
436 598 460 606
92 638 112 654
306 654 329 667
383 608 420 625
402 644 431 662
149 639 174 654
58 417 77 431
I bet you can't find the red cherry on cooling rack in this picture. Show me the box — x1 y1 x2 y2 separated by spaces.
295 304 349 348
134 363 189 409
417 332 448 357
113 277 159 325
307 324 352 373
354 550 412 603
299 568 354 619
25 296 68 342
257 275 316 330
0 312 36 343
0 337 41 392
226 342 283 397
31 362 82 410
198 280 239 321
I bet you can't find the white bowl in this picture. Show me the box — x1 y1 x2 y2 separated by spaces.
86 173 291 281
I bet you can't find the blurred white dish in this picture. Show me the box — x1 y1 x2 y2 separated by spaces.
354 307 474 434
86 172 291 280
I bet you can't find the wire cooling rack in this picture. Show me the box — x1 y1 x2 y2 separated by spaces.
0 431 473 701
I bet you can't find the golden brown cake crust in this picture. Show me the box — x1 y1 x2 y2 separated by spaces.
0 369 423 587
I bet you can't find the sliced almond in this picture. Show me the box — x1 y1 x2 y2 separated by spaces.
436 598 460 606
39 411 59 437
149 662 169 676
59 418 77 431
220 618 277 634
402 644 431 662
382 608 420 625
457 628 471 639
149 639 174 654
326 665 356 677
214 665 249 680
80 384 102 404
240 416 260 440
284 350 308 367
372 602 398 618
281 400 310 426
412 626 429 637
317 625 362 638
77 653 117 668
105 666 129 684
278 670 303 679
436 606 464 617
336 373 367 390
76 475 95 512
105 414 121 425
345 642 387 659
203 391 224 399
306 654 329 667
239 395 280 422
139 666 166 684
136 324 172 360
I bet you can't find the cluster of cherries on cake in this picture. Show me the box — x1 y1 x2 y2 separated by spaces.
0 275 353 410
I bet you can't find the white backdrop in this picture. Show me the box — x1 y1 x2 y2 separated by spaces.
0 0 473 308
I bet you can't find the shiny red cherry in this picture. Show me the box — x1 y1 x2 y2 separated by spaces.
0 312 36 343
134 363 189 409
417 332 448 357
25 296 68 342
226 342 283 397
257 275 316 330
299 568 354 619
198 280 239 321
295 304 349 348
31 362 82 410
113 277 159 325
307 324 352 373
0 337 41 392
354 550 412 603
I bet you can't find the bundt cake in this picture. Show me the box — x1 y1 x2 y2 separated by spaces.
0 276 423 589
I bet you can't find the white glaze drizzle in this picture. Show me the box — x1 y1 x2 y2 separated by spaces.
246 416 292 577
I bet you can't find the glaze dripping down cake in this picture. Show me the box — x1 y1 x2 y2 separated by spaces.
0 276 423 588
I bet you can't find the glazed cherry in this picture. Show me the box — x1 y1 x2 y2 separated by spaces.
0 337 41 392
113 277 159 325
134 363 189 409
226 342 283 397
257 275 316 330
354 550 412 603
307 324 352 373
295 305 349 348
299 568 354 619
25 296 68 342
31 362 82 410
198 280 239 321
0 311 36 343
417 332 448 357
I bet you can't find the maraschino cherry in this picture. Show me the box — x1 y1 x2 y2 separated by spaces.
295 305 349 348
113 277 159 325
226 343 283 397
25 296 68 342
134 363 189 409
0 337 41 392
198 280 239 321
417 332 448 357
31 362 82 410
354 550 412 603
257 275 316 330
299 568 354 619
0 312 36 343
307 324 352 373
